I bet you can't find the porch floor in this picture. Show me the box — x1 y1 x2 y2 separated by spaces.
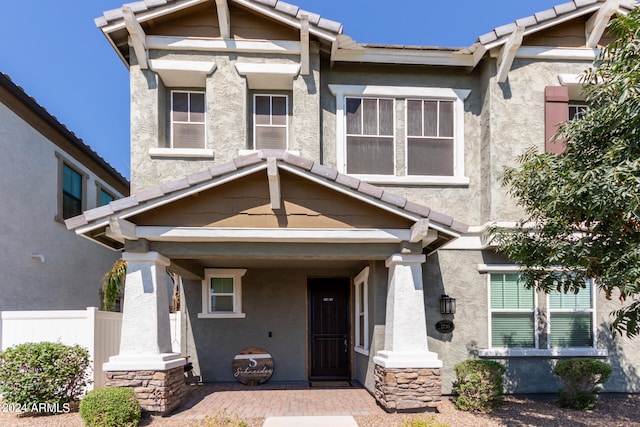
167 381 386 420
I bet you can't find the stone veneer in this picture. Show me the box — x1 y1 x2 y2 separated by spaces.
374 365 442 412
105 366 185 414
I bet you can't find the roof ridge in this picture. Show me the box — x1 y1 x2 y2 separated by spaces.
66 150 467 235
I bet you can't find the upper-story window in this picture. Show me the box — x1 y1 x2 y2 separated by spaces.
62 164 83 219
406 99 455 176
329 85 470 185
254 94 288 150
171 90 205 149
346 97 395 175
98 188 115 206
568 103 588 121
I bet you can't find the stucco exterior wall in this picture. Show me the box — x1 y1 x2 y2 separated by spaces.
427 249 640 394
129 46 321 192
182 267 357 383
485 57 593 221
320 64 485 226
0 102 122 311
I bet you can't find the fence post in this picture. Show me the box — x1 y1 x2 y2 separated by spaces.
86 307 98 391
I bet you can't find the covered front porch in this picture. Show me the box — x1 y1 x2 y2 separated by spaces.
66 151 467 414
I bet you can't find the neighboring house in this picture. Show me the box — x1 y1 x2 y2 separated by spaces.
67 0 640 414
0 72 129 312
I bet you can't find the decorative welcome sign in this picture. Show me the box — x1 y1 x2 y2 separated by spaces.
232 347 274 385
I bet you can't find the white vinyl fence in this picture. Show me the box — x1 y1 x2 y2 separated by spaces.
0 307 181 389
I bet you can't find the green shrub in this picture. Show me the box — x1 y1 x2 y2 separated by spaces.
453 359 505 413
0 342 90 411
400 416 450 427
80 387 141 427
554 358 611 410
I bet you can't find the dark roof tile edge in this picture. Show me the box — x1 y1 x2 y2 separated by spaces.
0 72 129 190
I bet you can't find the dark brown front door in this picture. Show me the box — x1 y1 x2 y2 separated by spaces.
308 277 350 380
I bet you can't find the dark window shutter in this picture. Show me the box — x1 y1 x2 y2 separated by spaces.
544 86 569 154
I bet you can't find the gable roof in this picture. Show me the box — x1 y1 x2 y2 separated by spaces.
474 0 637 50
66 150 467 250
96 0 342 35
97 0 638 69
0 72 129 195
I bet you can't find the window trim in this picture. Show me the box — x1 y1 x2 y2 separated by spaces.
547 280 596 348
55 152 88 222
170 89 206 150
198 268 247 319
478 266 606 358
354 266 370 356
487 272 539 350
96 182 115 207
252 93 289 150
328 85 470 185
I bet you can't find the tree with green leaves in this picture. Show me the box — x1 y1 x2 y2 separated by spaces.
494 8 640 338
102 259 127 312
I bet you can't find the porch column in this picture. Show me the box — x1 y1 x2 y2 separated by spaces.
103 251 185 415
373 253 442 412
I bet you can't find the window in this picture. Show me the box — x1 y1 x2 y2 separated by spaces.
329 85 470 185
489 273 537 348
406 99 455 176
171 90 205 149
62 164 83 219
548 282 594 347
354 267 370 355
254 94 288 150
56 153 87 222
568 104 588 121
198 269 247 318
479 266 604 357
345 97 394 175
97 186 115 207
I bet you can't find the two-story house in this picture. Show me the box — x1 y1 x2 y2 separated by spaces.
67 0 640 414
0 72 129 313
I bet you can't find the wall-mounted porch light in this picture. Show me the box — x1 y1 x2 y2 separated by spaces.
440 294 456 315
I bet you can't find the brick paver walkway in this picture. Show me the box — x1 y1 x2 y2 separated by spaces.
167 382 386 420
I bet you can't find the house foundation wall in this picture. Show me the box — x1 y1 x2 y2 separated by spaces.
105 366 184 414
374 364 441 412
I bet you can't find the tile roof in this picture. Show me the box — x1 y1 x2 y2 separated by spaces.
65 150 468 236
95 0 343 35
0 72 129 190
477 0 638 47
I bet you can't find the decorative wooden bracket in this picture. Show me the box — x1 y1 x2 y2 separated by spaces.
497 25 524 83
410 219 430 243
300 14 310 75
267 157 281 209
215 0 231 39
122 6 148 69
107 217 138 241
586 0 621 48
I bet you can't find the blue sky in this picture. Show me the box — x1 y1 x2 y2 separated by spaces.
0 0 562 180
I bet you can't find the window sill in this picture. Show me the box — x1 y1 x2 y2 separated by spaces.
150 148 215 158
478 348 608 358
350 174 470 186
238 149 300 156
354 346 370 356
197 312 246 319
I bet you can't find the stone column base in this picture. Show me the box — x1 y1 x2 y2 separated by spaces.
374 364 441 412
105 365 185 415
